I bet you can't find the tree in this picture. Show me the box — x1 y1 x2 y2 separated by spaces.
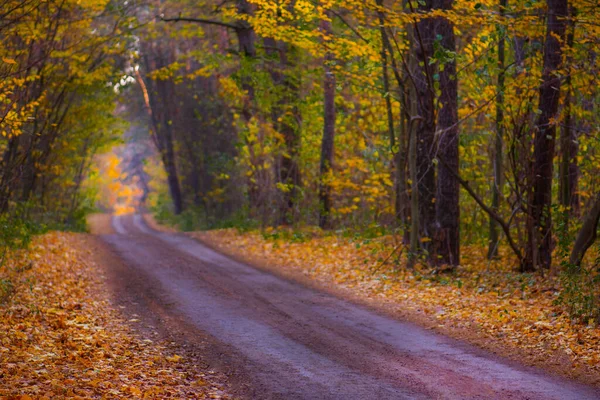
411 0 437 254
524 0 569 271
488 0 507 260
558 7 579 224
433 0 460 266
318 12 336 229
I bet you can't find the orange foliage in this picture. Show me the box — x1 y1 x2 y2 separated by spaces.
0 233 228 398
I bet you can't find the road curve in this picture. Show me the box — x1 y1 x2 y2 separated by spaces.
100 214 599 399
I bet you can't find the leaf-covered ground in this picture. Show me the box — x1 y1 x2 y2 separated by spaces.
193 228 600 386
0 232 229 399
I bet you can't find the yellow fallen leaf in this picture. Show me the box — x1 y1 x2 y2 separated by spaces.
129 385 142 396
166 354 181 362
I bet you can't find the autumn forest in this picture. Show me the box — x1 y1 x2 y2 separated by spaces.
2 0 600 397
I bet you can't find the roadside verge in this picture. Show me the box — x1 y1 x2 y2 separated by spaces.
0 223 229 398
185 227 600 388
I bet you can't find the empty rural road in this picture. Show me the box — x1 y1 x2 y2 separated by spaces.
99 214 599 399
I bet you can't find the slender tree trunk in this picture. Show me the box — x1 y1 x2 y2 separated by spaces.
157 79 184 215
523 0 568 271
376 2 395 152
378 15 411 241
279 88 302 225
376 1 409 236
318 14 336 229
488 0 507 259
0 136 20 213
408 109 421 264
396 91 410 243
559 8 577 223
235 0 256 118
264 38 302 225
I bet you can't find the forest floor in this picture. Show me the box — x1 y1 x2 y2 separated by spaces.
0 218 230 399
190 225 600 388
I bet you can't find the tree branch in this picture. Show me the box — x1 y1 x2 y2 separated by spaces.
158 14 240 30
438 156 524 263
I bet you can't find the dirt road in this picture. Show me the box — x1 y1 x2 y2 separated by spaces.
100 214 599 399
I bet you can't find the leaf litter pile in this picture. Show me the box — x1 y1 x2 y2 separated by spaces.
194 228 600 386
0 232 228 398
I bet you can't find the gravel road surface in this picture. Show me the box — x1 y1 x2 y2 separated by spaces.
100 214 599 399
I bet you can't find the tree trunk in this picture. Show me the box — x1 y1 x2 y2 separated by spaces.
408 107 421 263
376 1 395 153
376 1 409 237
412 2 437 254
433 1 460 266
264 38 302 226
235 0 263 218
377 13 411 241
523 0 568 271
156 78 184 215
139 50 184 215
488 0 507 259
570 192 600 268
318 14 336 229
559 8 577 223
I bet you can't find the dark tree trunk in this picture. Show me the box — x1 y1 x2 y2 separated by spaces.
163 125 184 215
412 1 437 254
523 0 568 271
236 0 257 122
488 0 507 259
139 49 184 215
236 0 256 58
559 8 578 223
156 78 184 215
0 136 21 213
318 15 336 229
376 1 395 152
570 192 600 268
434 6 460 267
404 18 421 259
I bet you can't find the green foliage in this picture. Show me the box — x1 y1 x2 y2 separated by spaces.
554 206 600 324
0 202 52 262
151 192 177 227
0 278 14 303
151 193 259 233
558 261 600 324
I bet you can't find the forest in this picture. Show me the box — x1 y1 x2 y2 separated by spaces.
3 0 600 273
3 0 600 396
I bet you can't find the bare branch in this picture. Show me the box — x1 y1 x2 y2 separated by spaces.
158 14 240 30
437 156 524 263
